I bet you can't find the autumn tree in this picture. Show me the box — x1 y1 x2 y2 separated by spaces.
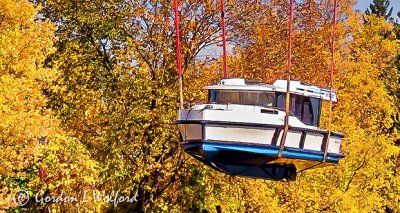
0 0 99 212
366 0 393 21
32 0 225 211
364 0 400 131
16 0 400 212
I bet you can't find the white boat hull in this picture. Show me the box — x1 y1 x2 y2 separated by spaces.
177 106 344 156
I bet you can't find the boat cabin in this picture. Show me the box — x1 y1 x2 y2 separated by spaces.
205 78 337 128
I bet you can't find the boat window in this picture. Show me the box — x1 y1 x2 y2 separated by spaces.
209 90 276 107
276 93 322 127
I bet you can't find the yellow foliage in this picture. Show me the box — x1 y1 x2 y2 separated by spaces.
1 0 399 212
0 0 99 211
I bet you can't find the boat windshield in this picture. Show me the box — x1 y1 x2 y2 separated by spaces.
208 90 276 107
277 93 322 127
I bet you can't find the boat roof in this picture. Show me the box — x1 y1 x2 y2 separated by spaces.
203 78 338 102
203 79 277 91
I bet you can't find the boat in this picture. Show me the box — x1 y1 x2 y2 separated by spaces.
176 78 345 181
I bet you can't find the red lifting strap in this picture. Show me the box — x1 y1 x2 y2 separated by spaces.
278 0 295 157
174 0 183 77
330 0 337 83
324 0 338 162
174 0 184 109
220 0 228 78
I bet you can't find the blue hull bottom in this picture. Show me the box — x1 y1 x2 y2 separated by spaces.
184 141 344 181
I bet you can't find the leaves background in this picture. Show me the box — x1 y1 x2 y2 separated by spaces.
1 0 400 212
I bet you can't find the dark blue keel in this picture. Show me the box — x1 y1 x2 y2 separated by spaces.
183 141 344 181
